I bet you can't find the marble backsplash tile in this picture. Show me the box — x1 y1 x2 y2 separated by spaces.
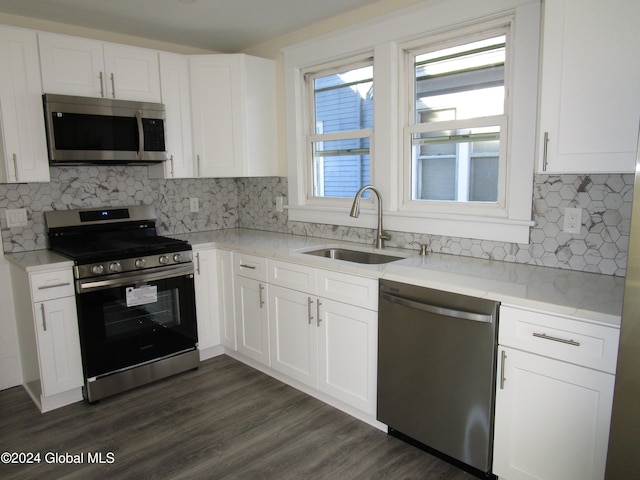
237 175 634 277
0 168 634 277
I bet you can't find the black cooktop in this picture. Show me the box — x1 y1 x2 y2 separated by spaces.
50 234 191 264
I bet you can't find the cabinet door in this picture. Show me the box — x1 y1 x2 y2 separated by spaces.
216 250 236 350
268 285 317 387
234 276 269 365
538 0 640 173
0 26 49 183
150 52 194 179
493 346 615 480
193 248 220 355
103 43 161 102
38 32 104 98
34 297 83 397
189 55 241 177
317 299 377 414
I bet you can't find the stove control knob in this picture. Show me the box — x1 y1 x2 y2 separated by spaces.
109 262 122 273
173 253 182 263
91 264 104 275
159 255 170 265
135 258 146 269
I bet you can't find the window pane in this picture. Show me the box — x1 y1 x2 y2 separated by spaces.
412 126 500 202
312 64 373 198
313 138 370 198
415 36 505 122
314 66 373 134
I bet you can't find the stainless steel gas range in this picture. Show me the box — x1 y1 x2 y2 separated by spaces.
45 205 199 402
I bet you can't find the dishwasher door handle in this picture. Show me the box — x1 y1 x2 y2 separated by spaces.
380 291 494 323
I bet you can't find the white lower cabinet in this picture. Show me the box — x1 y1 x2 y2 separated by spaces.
10 265 83 412
269 285 318 386
233 253 269 366
216 250 236 350
267 259 378 415
316 298 377 414
193 247 221 360
493 305 619 480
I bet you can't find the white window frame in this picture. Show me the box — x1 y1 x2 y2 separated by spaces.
306 57 374 203
400 27 510 218
283 0 541 243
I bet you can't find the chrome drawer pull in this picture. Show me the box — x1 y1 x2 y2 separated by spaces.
500 350 507 390
38 282 71 290
258 284 265 308
240 264 256 270
533 332 580 347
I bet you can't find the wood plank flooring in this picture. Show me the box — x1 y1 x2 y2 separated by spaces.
0 355 475 479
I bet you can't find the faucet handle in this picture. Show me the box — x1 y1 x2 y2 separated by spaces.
409 241 429 256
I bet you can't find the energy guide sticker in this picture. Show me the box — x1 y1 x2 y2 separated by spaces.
125 285 158 307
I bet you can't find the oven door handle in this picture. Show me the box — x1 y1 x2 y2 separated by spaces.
77 264 194 293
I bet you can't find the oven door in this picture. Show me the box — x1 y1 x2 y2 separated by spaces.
75 264 197 380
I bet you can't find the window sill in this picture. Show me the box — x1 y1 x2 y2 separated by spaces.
287 205 533 244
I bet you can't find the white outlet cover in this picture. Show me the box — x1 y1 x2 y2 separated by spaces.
563 207 582 234
6 208 28 228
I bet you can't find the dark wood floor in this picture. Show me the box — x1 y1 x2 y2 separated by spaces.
0 355 475 479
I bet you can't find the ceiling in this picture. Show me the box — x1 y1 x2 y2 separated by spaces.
0 0 384 53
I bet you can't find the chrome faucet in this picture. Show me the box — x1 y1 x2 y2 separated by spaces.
349 185 391 249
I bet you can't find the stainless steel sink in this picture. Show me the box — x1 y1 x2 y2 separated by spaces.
302 247 405 264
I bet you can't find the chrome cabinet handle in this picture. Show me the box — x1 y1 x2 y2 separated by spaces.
259 284 265 308
41 303 47 332
110 72 116 98
533 332 580 347
12 154 19 182
38 282 71 290
239 264 256 270
99 71 105 97
169 155 174 177
500 349 507 389
316 299 322 327
197 155 201 176
307 297 314 324
195 252 201 275
542 131 549 171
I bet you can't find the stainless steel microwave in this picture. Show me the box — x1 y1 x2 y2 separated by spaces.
43 94 168 165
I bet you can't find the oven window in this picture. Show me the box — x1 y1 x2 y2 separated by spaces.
76 274 197 378
104 289 181 339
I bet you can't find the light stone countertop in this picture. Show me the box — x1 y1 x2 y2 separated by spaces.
5 249 74 273
6 228 624 328
175 229 625 328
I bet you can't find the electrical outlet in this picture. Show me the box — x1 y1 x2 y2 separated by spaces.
563 207 582 234
190 198 199 213
275 196 284 213
6 208 28 228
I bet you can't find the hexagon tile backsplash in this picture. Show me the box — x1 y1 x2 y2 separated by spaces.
0 168 634 277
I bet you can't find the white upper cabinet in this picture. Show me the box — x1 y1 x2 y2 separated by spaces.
0 26 49 183
38 32 161 102
149 52 195 179
537 0 640 173
189 54 278 178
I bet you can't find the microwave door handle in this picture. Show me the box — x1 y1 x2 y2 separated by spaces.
135 110 144 160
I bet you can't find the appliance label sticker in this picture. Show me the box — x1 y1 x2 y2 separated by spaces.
126 285 158 307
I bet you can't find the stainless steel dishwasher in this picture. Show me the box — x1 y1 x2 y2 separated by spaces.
378 279 499 477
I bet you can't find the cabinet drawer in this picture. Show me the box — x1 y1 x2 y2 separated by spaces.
499 305 619 374
233 252 267 281
317 270 377 310
30 269 75 302
268 259 316 294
